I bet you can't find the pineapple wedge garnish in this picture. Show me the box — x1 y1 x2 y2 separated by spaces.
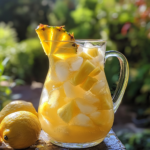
35 24 77 57
57 100 74 123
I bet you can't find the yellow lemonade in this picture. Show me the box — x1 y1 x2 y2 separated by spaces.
36 24 114 145
38 46 114 143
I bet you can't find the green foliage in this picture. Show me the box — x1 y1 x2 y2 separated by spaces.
0 0 50 40
0 22 48 82
0 58 12 110
0 0 150 148
0 0 149 109
117 130 150 150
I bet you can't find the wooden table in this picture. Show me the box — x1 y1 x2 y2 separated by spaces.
0 129 125 150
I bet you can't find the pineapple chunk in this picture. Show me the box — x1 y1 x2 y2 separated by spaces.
57 100 74 123
71 60 95 86
80 76 98 91
79 52 92 60
89 67 101 77
88 48 99 57
97 93 113 110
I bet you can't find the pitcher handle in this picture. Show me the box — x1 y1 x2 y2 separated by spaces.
105 50 129 113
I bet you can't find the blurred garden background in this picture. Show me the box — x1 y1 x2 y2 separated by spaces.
0 0 150 149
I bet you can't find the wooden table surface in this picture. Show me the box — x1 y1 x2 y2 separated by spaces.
0 129 125 150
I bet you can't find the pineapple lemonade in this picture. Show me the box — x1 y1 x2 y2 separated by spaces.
36 24 114 144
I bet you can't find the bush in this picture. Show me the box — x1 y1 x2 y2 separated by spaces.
0 22 48 83
117 130 150 150
0 58 12 110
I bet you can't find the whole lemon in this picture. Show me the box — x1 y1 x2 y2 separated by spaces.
0 101 38 123
0 111 41 149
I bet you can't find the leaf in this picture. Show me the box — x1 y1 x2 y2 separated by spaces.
71 8 93 24
14 79 25 85
0 75 11 81
0 61 4 76
5 87 11 95
2 57 9 67
135 95 147 104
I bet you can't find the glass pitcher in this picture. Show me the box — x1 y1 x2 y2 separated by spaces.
38 40 129 148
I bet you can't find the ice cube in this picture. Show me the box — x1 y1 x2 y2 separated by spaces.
90 110 114 126
48 89 60 108
83 43 93 54
99 86 108 94
91 53 104 66
84 92 99 104
75 98 97 114
90 111 103 125
70 113 94 127
40 88 49 105
55 61 70 82
68 57 83 71
77 45 83 54
90 80 106 95
63 81 85 98
49 69 60 82
84 43 94 48
96 71 106 81
98 45 105 57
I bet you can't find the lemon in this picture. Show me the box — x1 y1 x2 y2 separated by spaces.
0 100 38 123
0 111 41 149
